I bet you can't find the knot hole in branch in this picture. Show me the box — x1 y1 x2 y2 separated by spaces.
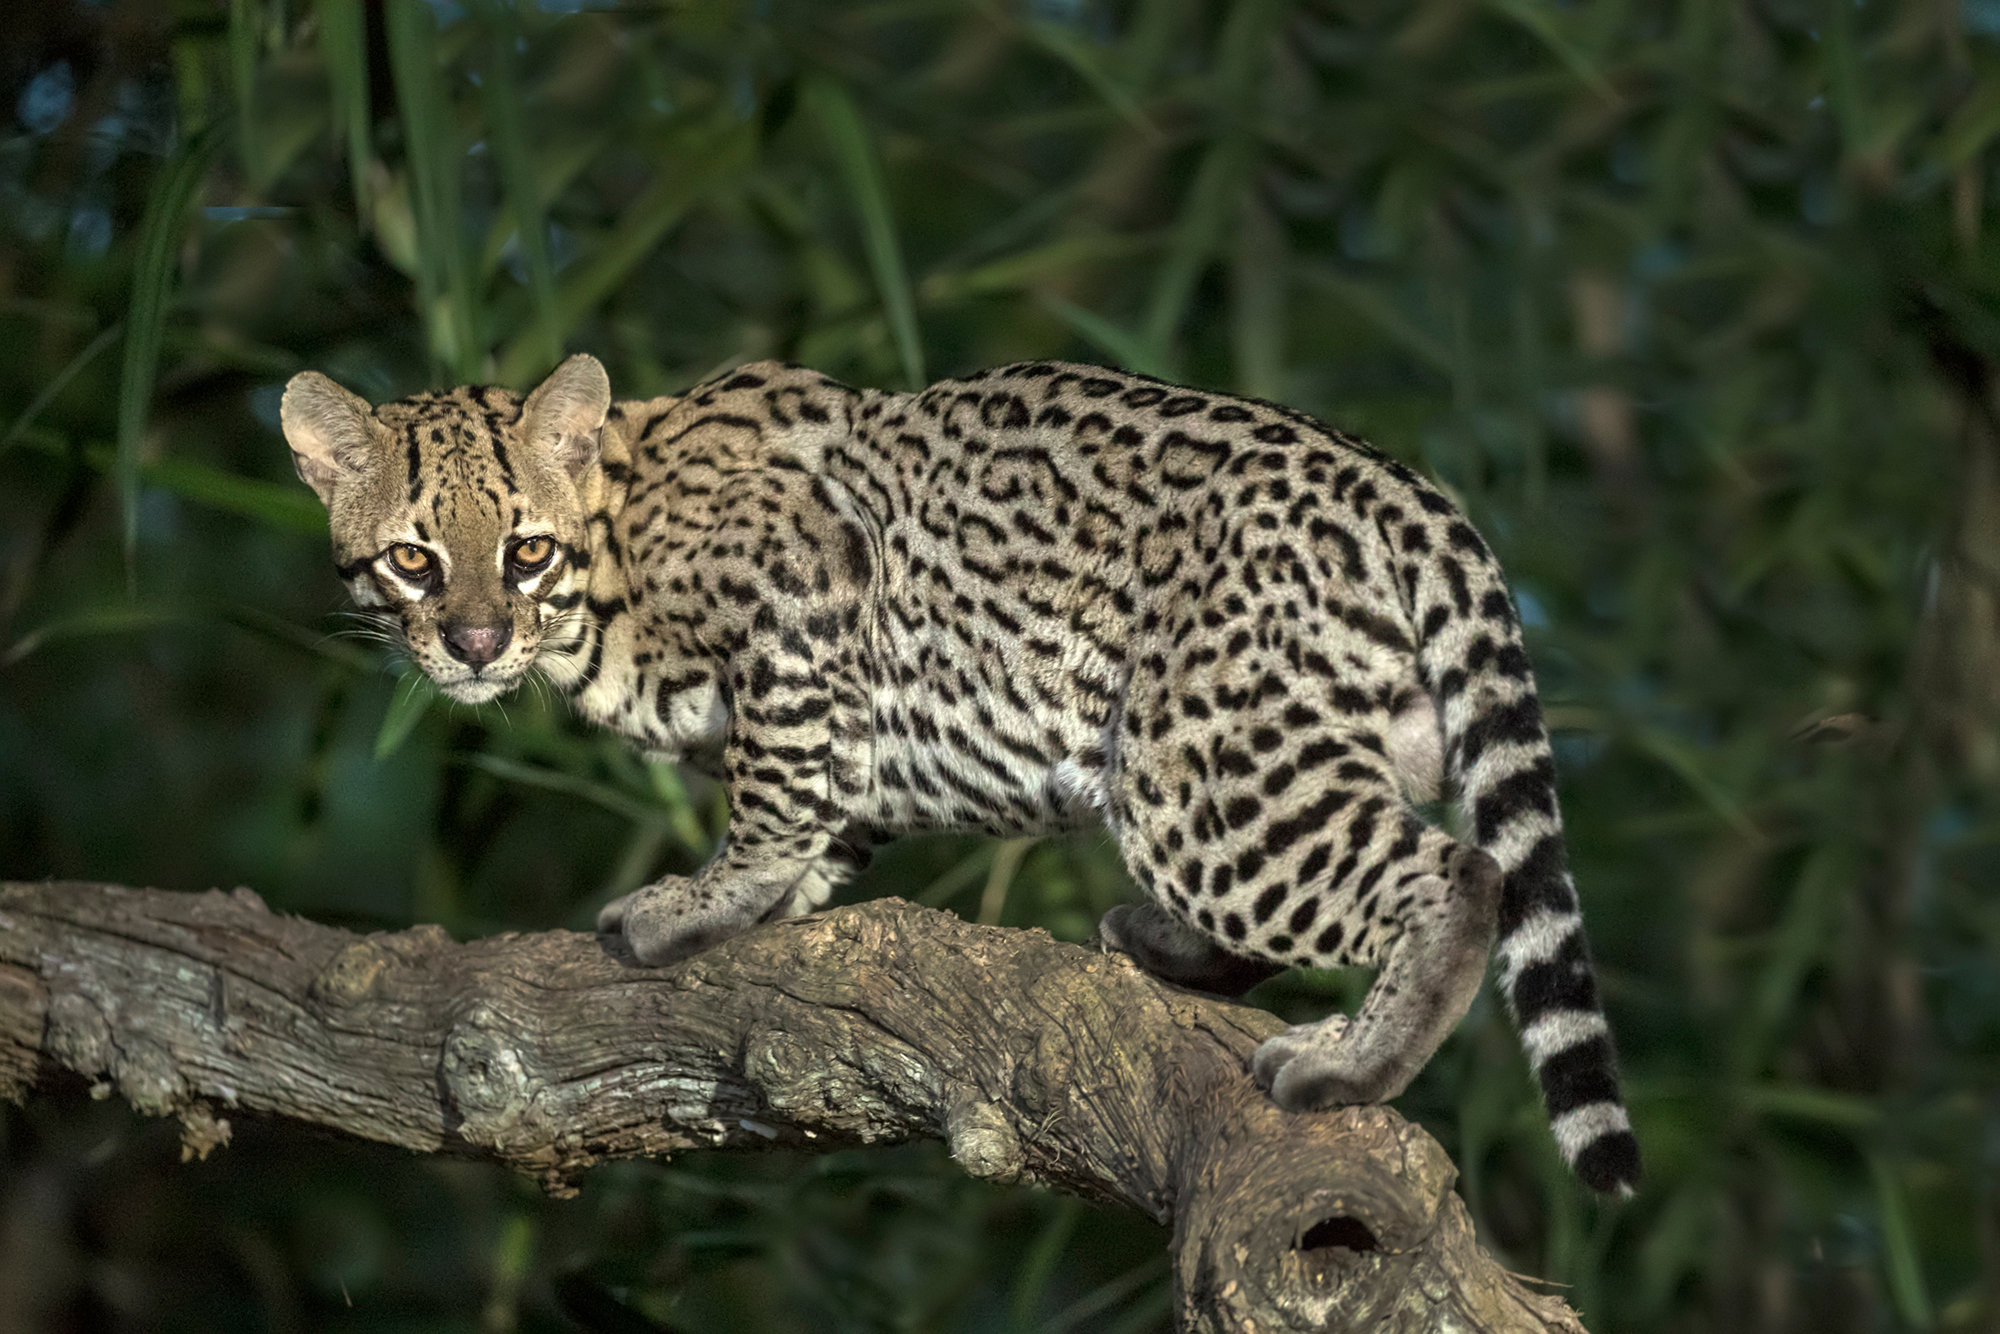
1297 1214 1379 1254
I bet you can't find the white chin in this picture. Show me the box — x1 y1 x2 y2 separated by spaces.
439 674 519 705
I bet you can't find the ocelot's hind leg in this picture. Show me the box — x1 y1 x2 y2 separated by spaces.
1111 634 1503 1108
1252 845 1501 1108
1099 900 1284 996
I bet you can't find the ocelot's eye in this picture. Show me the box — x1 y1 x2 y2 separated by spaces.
387 544 433 578
509 536 557 574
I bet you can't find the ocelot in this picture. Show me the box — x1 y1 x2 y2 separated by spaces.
281 354 1641 1193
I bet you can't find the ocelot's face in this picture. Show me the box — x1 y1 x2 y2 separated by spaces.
280 357 610 705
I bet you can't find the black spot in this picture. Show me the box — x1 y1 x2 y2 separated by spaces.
1496 833 1575 938
1459 696 1544 770
1511 931 1600 1026
1573 1130 1643 1193
1297 844 1331 886
1287 897 1320 933
1537 1035 1623 1116
1262 788 1350 857
1472 762 1556 843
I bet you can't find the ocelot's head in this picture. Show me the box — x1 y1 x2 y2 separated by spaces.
281 355 609 704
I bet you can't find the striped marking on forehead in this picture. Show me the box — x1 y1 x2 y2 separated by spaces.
382 387 528 508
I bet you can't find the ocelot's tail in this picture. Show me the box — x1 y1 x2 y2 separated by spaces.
1416 532 1642 1195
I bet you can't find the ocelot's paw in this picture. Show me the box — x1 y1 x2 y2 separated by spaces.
596 876 742 966
1097 902 1285 997
1251 1015 1393 1111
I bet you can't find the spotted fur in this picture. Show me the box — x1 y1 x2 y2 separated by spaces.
282 354 1642 1194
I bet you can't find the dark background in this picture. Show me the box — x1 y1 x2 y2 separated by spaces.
4 0 1999 1329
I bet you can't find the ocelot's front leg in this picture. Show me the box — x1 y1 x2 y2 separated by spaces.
598 642 874 966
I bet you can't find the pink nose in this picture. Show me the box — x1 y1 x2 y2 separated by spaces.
441 622 512 667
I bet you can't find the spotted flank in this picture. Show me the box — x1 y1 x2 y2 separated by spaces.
282 354 1640 1194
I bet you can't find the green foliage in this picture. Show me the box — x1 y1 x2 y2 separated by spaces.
4 0 2000 1329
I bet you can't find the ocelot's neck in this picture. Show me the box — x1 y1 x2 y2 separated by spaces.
576 400 645 602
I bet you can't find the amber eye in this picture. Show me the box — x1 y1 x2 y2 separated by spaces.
509 536 557 574
387 544 433 577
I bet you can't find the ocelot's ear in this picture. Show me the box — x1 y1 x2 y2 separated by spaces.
522 353 611 478
280 372 375 507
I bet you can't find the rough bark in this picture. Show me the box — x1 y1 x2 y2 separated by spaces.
0 880 1584 1333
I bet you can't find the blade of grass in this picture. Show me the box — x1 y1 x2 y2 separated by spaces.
647 760 715 855
1483 0 1618 104
3 601 373 673
118 127 217 589
385 0 481 379
1038 293 1178 379
460 752 672 829
915 844 995 909
2 604 188 669
920 233 1149 304
1140 0 1284 350
804 75 925 389
1023 21 1156 135
1294 263 1454 373
469 0 560 370
12 428 325 533
145 454 328 533
1 321 121 451
1141 136 1249 354
978 836 1034 925
229 0 260 181
318 0 373 211
1039 1255 1172 1334
1009 1199 1080 1331
1229 194 1286 399
494 126 752 385
374 670 438 759
1868 1154 1936 1330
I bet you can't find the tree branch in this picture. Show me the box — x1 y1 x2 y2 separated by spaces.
0 881 1582 1333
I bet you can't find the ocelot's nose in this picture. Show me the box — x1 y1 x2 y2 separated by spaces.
441 622 512 667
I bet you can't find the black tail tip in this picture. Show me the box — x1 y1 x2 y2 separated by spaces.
1573 1130 1643 1196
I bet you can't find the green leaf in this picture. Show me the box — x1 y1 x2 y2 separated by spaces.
229 0 260 180
145 455 328 533
374 670 438 760
117 128 216 588
920 233 1150 305
1141 136 1250 353
460 752 672 829
2 604 188 669
385 0 481 379
1023 22 1156 135
0 321 121 452
1869 1154 1936 1330
804 75 925 389
317 0 373 211
1295 264 1454 373
494 126 751 385
1483 0 1618 104
3 601 372 672
11 428 325 533
1038 294 1177 379
1229 195 1286 400
469 0 560 370
647 761 715 855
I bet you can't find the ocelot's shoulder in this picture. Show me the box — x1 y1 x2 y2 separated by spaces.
678 360 860 410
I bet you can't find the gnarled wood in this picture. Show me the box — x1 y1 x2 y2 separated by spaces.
0 881 1584 1332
